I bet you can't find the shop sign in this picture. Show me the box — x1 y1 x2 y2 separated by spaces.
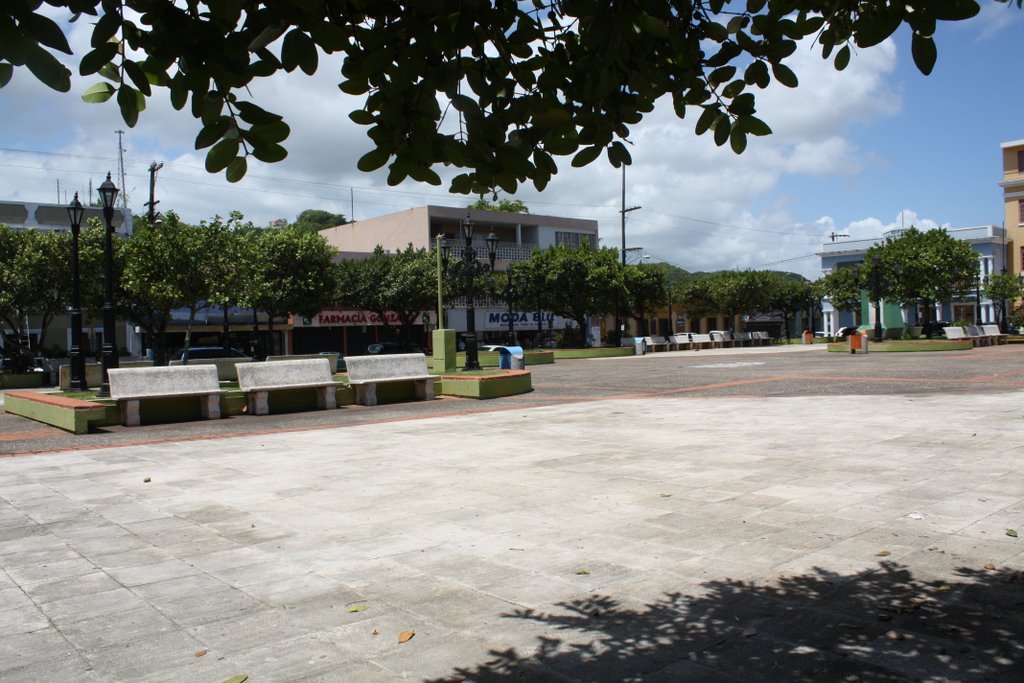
298 310 431 327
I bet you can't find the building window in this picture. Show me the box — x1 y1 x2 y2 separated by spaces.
1018 149 1024 172
1019 199 1024 225
555 232 591 248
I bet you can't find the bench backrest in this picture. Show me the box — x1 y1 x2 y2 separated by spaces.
982 324 1003 336
168 357 252 380
690 333 712 343
965 325 984 337
236 358 333 390
109 365 220 399
345 353 430 382
943 326 967 339
709 331 730 342
669 333 691 344
733 332 751 341
647 335 668 344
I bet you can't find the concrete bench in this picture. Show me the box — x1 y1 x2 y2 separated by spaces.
965 325 995 347
643 336 671 352
236 358 337 416
689 333 715 349
108 365 224 426
168 357 252 381
943 326 971 343
982 324 1008 344
709 331 733 348
344 353 436 407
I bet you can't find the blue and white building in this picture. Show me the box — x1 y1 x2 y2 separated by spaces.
817 225 1009 335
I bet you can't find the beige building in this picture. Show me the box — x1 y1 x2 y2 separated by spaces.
1002 139 1024 275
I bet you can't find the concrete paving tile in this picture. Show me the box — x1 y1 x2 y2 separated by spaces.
82 628 207 680
58 603 180 650
103 557 202 586
0 585 31 611
0 603 50 635
177 546 268 573
21 569 121 604
0 627 81 674
187 608 310 652
0 543 83 568
4 555 98 585
38 585 150 622
238 571 345 607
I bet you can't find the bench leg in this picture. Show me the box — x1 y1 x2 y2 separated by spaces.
415 379 436 401
201 394 222 420
354 384 378 406
316 386 337 410
248 391 270 416
121 399 140 427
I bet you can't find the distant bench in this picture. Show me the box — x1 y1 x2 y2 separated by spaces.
108 365 224 426
344 353 436 407
236 358 337 416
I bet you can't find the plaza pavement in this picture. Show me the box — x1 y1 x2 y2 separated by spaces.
1 344 1024 681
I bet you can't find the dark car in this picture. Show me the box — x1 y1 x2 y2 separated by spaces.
835 326 861 337
921 320 951 337
367 342 420 355
170 346 251 362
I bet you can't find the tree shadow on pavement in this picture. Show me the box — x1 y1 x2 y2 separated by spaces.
429 562 1024 682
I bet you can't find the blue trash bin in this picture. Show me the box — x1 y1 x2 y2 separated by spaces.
496 345 525 369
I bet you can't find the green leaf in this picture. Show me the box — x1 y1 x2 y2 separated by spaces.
834 45 851 71
24 44 71 92
729 126 747 154
250 120 291 144
607 141 632 167
1008 529 1018 538
346 604 368 612
79 42 119 77
771 63 798 88
206 138 239 173
81 81 116 103
250 142 288 163
695 106 717 136
282 29 318 75
21 13 72 55
234 102 282 125
123 60 152 96
910 32 937 75
357 148 390 172
194 117 232 149
348 109 375 125
743 115 772 136
571 144 601 168
225 156 247 183
713 115 731 147
575 569 590 575
117 85 143 127
221 677 248 683
0 63 11 88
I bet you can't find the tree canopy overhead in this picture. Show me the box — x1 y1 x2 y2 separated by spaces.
3 0 1011 194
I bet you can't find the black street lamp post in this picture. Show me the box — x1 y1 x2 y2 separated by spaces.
95 173 120 398
66 193 87 392
975 275 982 325
442 215 497 371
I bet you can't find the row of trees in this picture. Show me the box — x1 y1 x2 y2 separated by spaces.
5 221 1018 372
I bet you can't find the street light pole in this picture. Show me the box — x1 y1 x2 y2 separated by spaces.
443 215 497 371
95 173 120 398
66 193 87 392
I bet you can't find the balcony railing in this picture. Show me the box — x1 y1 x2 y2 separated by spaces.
435 240 537 262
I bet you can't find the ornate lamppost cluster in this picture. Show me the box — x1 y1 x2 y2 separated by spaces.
491 274 528 345
66 172 120 396
855 255 899 343
440 214 497 371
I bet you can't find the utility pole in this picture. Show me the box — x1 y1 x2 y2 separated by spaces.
115 129 129 210
145 161 164 223
617 165 641 344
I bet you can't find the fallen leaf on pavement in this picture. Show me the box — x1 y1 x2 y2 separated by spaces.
143 477 151 483
576 570 590 575
398 630 415 644
222 677 248 683
347 604 368 613
875 550 891 557
371 629 379 635
194 649 208 657
1007 529 1018 538
984 563 996 570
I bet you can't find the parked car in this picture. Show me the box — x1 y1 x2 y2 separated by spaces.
366 342 402 355
835 326 861 337
921 320 951 337
170 346 251 362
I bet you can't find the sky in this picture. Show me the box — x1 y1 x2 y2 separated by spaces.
1 5 1022 279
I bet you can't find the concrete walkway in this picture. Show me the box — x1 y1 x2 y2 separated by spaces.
3 358 1024 680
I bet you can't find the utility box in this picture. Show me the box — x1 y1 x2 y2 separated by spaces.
432 328 457 373
496 345 525 370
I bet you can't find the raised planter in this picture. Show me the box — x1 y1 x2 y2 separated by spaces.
3 391 112 434
553 347 634 360
0 372 46 389
436 370 532 399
